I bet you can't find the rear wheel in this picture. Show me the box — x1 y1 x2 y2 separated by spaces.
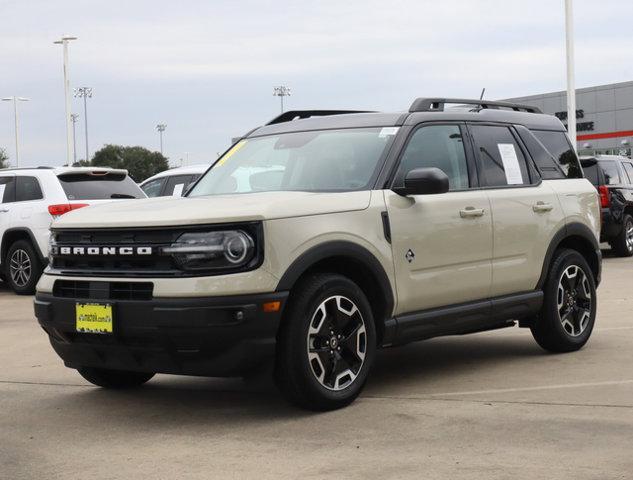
275 273 376 411
77 367 155 389
5 240 42 295
610 214 633 257
531 249 597 353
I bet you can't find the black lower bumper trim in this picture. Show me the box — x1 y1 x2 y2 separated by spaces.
34 291 289 377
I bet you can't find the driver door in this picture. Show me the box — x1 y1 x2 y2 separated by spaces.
385 123 492 316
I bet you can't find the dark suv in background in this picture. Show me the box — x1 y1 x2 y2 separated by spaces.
580 155 633 256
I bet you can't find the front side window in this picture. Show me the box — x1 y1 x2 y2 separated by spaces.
141 178 166 197
164 175 194 197
16 176 43 202
470 125 531 187
532 130 582 179
188 128 396 196
395 124 469 191
599 161 621 185
0 176 16 203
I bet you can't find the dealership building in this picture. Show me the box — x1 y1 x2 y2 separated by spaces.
506 80 633 157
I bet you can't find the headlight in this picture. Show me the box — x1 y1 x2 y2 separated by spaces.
163 230 256 271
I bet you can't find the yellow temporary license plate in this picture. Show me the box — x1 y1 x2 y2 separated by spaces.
76 303 113 334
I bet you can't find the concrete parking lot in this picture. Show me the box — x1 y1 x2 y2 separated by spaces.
1 255 632 480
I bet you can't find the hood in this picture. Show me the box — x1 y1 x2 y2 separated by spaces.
53 190 372 229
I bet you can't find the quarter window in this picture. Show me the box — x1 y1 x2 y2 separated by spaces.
531 130 583 179
470 125 531 187
396 125 469 191
622 163 633 184
0 176 16 203
16 176 43 202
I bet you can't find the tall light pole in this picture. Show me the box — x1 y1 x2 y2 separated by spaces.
156 124 166 155
1 96 29 167
273 86 291 113
71 113 79 164
53 35 77 165
564 0 577 150
74 87 92 161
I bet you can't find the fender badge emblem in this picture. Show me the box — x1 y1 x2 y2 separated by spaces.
405 249 415 263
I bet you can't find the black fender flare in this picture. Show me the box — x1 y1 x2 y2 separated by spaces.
1 227 46 264
537 222 601 289
275 240 395 317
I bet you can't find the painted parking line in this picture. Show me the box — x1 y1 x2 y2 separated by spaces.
425 379 633 397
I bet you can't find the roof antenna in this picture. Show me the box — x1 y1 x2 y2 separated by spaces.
479 88 486 100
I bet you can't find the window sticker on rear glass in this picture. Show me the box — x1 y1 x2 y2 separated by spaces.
379 127 399 138
497 143 524 185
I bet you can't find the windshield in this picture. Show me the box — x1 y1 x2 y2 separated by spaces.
188 127 397 196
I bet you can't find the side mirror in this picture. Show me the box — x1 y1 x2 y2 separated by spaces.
393 167 449 196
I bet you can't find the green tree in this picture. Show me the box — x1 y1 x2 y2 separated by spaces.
90 145 169 182
0 147 9 169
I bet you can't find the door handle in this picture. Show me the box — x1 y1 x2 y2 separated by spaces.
0 208 9 213
532 201 553 213
459 207 485 218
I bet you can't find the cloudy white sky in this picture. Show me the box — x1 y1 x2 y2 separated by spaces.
1 0 632 168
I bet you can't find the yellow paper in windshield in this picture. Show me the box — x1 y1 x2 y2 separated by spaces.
216 140 247 166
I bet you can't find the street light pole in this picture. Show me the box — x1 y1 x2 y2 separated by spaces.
156 124 166 155
71 113 79 164
54 35 77 165
564 0 577 150
273 86 291 113
74 87 92 161
2 96 29 167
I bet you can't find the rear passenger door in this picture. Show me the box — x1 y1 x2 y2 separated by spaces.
468 124 565 297
385 123 493 315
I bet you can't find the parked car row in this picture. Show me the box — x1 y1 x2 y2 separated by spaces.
0 167 144 293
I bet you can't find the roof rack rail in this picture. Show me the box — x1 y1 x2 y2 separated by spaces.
409 98 542 114
266 110 373 125
0 166 55 171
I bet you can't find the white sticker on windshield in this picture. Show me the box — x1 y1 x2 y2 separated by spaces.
497 143 524 185
379 127 399 138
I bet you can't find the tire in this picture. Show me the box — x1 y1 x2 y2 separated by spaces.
609 214 633 257
274 273 377 411
531 249 597 353
4 239 43 295
77 367 155 389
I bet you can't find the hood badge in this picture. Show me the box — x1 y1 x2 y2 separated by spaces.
405 249 415 263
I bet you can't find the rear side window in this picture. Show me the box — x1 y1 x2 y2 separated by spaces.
531 130 583 180
470 125 531 187
16 176 43 201
0 176 16 203
57 172 145 200
622 162 633 184
600 161 621 185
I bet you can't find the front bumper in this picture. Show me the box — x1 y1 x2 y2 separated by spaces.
34 291 288 377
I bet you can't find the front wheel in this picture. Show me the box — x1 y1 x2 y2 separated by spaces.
275 273 376 411
77 367 155 389
531 249 597 353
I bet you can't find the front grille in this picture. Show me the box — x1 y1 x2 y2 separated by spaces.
53 280 154 301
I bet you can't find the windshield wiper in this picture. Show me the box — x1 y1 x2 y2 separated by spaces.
110 193 137 199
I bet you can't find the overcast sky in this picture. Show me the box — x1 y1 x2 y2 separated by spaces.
1 0 632 168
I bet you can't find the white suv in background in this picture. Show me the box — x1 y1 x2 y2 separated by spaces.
0 167 145 294
139 165 209 197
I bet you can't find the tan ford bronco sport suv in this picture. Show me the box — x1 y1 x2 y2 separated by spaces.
35 98 601 410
